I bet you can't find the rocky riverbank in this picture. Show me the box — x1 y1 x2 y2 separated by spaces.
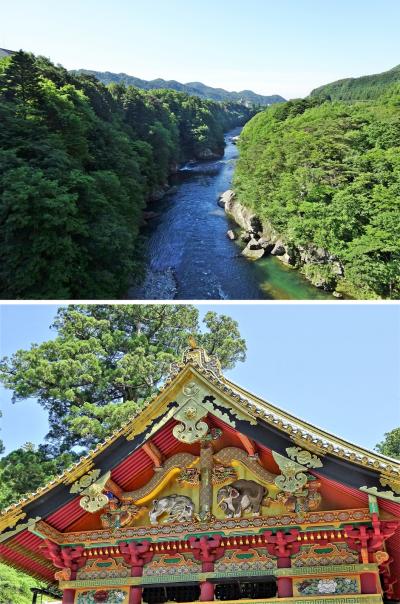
219 190 344 296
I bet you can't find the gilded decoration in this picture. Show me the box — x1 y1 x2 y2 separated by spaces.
272 477 322 515
169 342 222 379
292 543 359 567
100 498 140 529
379 473 400 495
62 459 96 485
360 485 400 503
0 514 41 544
294 576 359 596
214 548 276 573
77 472 111 513
70 469 101 494
286 446 323 468
76 558 131 580
272 451 309 494
121 452 198 504
149 494 195 524
143 553 201 576
172 382 209 443
0 509 26 533
213 447 276 484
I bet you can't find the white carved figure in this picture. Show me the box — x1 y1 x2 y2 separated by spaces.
149 495 195 524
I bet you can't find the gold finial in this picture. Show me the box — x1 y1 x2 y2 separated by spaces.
188 335 197 349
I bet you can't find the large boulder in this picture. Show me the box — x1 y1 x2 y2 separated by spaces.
224 192 262 232
270 241 286 256
218 190 236 208
242 245 265 260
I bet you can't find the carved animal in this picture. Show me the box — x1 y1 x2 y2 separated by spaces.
217 479 267 518
149 495 194 524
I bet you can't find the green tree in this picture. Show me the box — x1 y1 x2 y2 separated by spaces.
375 427 400 459
0 563 43 604
0 305 246 452
0 50 42 116
0 443 77 510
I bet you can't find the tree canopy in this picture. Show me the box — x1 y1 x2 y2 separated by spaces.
0 305 246 454
234 94 400 298
0 51 255 299
375 427 400 459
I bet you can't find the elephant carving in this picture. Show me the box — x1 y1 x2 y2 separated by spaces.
217 479 267 518
149 495 195 524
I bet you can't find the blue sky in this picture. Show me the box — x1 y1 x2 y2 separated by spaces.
1 0 400 98
0 304 399 455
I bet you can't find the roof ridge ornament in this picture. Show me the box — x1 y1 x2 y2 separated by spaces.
169 338 223 379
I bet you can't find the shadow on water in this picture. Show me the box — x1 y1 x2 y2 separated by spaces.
129 128 333 300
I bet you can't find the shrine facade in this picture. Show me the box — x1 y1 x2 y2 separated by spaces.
1 345 400 604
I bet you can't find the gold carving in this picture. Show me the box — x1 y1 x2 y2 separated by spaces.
62 458 95 485
360 485 400 503
286 446 323 468
0 509 26 533
173 382 209 443
213 447 276 484
122 453 198 504
78 472 111 513
379 473 400 495
272 451 309 494
0 515 41 544
70 469 101 494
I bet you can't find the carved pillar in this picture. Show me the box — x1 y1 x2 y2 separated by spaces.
264 530 299 598
120 541 153 604
62 590 75 604
199 441 213 521
190 536 224 601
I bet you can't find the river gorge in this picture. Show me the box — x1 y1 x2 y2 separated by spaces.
130 129 333 300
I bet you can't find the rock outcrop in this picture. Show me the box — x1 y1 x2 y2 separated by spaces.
220 190 344 292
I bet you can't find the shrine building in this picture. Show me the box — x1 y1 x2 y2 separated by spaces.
1 344 400 604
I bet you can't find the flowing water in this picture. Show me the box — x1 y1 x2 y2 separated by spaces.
130 128 333 300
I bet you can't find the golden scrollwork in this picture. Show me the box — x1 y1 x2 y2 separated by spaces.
77 471 111 513
360 485 400 503
172 382 209 443
272 451 309 494
0 509 26 533
379 473 400 495
213 447 276 484
70 469 101 494
62 458 96 485
286 446 323 468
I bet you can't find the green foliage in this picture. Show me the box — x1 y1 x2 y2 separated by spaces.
0 305 246 452
0 443 77 510
310 64 400 101
0 51 254 299
375 427 400 459
0 563 43 604
234 96 400 298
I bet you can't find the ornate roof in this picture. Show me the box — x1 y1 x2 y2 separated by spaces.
1 344 399 532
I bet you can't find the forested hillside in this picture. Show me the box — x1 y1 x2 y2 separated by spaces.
311 64 400 101
234 92 400 299
76 69 285 106
0 51 255 299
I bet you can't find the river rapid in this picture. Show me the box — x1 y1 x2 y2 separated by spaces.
130 128 333 300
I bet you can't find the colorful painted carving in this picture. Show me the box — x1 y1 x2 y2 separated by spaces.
215 548 276 573
296 577 359 595
274 478 322 514
143 553 201 576
292 543 359 567
149 495 195 524
217 479 267 518
100 497 140 529
76 590 128 604
272 451 309 494
77 558 131 580
172 382 209 443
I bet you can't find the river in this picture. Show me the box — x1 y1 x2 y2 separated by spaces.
129 128 333 300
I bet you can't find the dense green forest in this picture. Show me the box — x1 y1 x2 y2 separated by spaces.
76 69 285 106
0 51 255 299
311 64 400 101
234 90 400 298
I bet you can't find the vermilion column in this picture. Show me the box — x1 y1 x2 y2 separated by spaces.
62 589 75 604
129 586 143 604
200 581 215 601
360 572 378 594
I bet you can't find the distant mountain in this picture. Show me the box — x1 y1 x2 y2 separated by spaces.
0 48 14 59
75 70 285 106
310 64 400 101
